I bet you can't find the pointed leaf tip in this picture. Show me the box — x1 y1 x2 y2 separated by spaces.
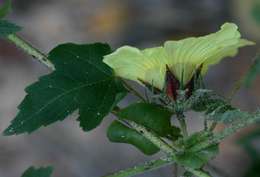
4 43 126 135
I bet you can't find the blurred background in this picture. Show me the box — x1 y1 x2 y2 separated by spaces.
0 0 260 177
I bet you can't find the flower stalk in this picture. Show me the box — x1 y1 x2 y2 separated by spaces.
103 156 175 177
7 34 55 70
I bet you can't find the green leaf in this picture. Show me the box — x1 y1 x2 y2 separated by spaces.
21 166 53 177
117 103 180 139
0 20 21 38
244 55 260 87
0 0 12 19
4 43 126 135
107 120 159 155
176 131 219 169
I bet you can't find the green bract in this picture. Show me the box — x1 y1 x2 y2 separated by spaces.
103 23 254 90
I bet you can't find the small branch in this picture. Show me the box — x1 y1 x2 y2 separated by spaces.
209 122 217 132
204 119 208 131
112 106 181 153
7 34 55 70
227 76 244 101
228 52 260 101
193 114 260 152
103 156 175 177
185 167 212 177
177 114 188 137
127 120 179 154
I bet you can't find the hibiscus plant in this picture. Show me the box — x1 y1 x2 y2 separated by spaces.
1 1 260 177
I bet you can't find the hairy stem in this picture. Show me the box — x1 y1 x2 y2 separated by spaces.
103 156 175 177
228 52 260 101
228 77 244 101
177 114 188 137
185 168 211 177
193 114 260 152
204 119 208 131
7 34 55 70
209 122 217 132
128 120 179 154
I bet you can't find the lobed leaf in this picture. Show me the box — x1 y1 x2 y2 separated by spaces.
21 166 53 177
107 120 159 155
4 43 126 135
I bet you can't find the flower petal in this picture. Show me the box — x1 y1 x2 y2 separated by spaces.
103 46 168 89
201 38 255 74
164 23 255 85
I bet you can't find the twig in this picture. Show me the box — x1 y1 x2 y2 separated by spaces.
7 34 55 70
185 167 212 177
204 119 208 131
128 120 179 154
177 114 188 137
228 52 260 101
192 114 260 152
209 122 217 132
102 156 175 177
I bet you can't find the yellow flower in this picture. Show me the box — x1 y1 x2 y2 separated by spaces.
103 23 254 90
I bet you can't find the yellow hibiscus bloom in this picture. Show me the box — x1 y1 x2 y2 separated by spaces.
103 23 254 91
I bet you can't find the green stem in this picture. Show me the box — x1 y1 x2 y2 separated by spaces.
227 76 244 101
103 156 175 177
193 114 260 152
209 122 217 132
7 34 55 70
204 119 208 131
185 168 211 177
227 52 260 101
127 120 179 154
177 115 188 137
206 163 231 177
